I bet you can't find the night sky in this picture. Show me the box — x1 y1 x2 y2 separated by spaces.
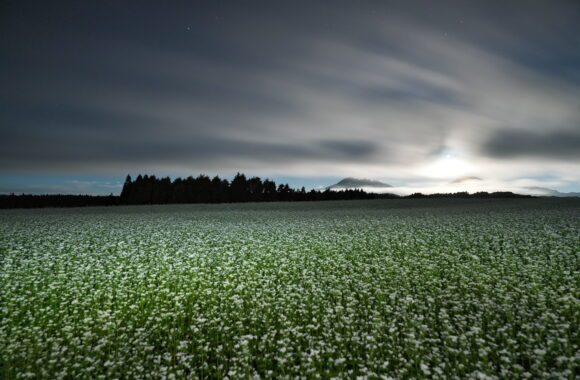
1 0 579 195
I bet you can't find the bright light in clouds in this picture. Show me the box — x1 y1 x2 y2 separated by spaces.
422 148 472 179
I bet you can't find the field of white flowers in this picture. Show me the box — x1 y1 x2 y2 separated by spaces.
1 199 579 379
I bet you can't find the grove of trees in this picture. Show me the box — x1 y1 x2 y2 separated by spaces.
119 173 376 205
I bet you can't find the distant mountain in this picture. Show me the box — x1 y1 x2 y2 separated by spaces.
327 177 392 190
524 186 580 197
450 176 482 184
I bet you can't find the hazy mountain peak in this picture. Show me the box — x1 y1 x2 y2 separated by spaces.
328 177 392 189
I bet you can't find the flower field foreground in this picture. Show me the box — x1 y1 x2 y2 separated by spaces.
1 198 579 379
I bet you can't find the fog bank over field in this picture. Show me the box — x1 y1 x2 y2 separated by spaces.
334 177 580 197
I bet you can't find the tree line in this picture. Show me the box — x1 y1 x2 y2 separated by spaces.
406 191 533 199
0 194 120 209
0 172 533 209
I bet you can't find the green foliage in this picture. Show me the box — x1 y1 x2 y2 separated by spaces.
1 199 579 379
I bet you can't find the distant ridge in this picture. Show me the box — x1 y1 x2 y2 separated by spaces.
327 177 392 190
525 186 580 197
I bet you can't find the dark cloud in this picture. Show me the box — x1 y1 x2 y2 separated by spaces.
450 176 482 184
483 129 580 159
317 140 378 158
0 133 381 172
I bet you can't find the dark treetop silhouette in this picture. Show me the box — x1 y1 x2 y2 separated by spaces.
118 173 376 205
